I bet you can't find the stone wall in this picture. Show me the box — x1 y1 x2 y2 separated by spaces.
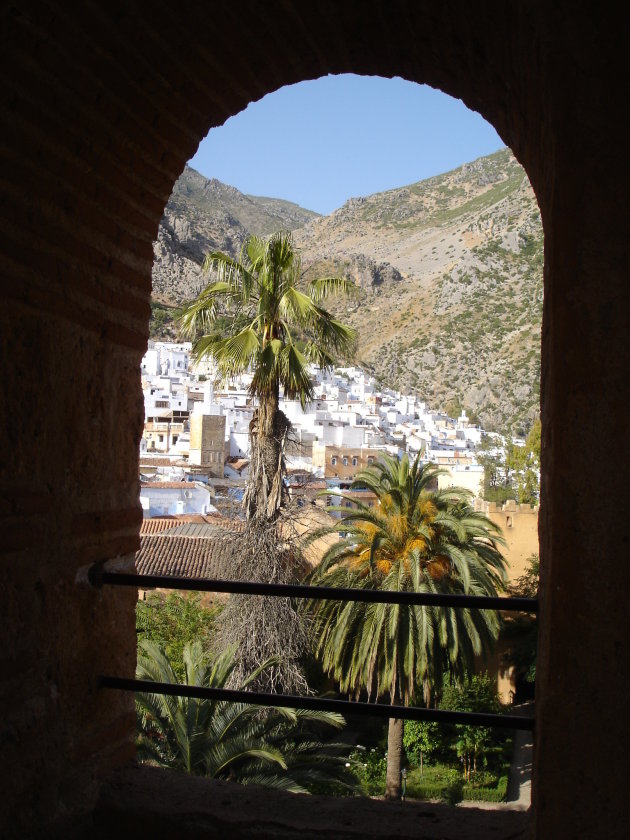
475 500 539 583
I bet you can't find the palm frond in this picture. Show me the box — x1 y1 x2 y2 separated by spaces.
195 327 259 378
304 452 506 705
278 342 314 406
311 308 357 356
308 276 358 303
135 642 353 791
204 250 258 304
278 286 320 324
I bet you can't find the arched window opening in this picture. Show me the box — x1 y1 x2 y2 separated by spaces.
136 74 541 807
7 6 627 838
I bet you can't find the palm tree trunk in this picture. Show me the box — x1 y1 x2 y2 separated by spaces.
243 388 290 521
385 715 404 800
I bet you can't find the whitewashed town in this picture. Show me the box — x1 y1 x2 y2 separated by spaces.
140 339 521 516
8 11 624 836
134 173 542 806
139 338 539 595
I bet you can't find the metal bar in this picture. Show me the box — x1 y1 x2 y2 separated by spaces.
99 572 538 613
101 676 535 730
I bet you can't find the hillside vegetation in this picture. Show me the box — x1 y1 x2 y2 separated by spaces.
151 149 542 433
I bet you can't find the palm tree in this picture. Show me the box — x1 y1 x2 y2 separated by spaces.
179 232 356 522
306 453 507 799
135 639 356 793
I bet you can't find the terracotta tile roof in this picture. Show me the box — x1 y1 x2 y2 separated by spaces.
205 515 246 532
135 531 240 579
140 518 181 535
136 510 332 582
164 522 237 538
226 458 249 472
140 514 244 536
140 481 212 490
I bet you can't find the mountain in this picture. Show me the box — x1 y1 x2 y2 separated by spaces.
152 166 320 302
151 150 542 434
294 148 542 434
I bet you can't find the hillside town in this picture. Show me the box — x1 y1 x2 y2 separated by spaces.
142 339 485 502
140 340 538 585
132 207 542 807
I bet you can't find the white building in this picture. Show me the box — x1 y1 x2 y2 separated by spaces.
437 464 485 498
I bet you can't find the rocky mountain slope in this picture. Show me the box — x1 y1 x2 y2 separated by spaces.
152 166 320 302
151 150 542 434
294 148 542 434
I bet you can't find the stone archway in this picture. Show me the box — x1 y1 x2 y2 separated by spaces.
3 3 629 837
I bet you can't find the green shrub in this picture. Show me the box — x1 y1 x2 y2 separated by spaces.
407 763 508 804
136 591 221 680
462 774 508 802
350 747 387 796
445 776 465 805
407 766 463 803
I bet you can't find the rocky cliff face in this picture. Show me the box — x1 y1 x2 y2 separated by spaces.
294 148 542 434
152 167 407 303
152 167 320 302
151 150 542 434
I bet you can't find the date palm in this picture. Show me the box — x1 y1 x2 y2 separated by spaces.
179 232 356 521
135 639 356 793
306 453 507 799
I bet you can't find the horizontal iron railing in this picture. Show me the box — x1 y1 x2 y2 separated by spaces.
96 569 537 730
101 677 534 730
94 570 538 613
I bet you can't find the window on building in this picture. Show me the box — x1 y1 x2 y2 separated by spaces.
367 456 375 465
342 456 348 466
331 456 337 466
352 456 358 466
158 435 164 443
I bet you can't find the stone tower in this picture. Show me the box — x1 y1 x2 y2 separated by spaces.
189 413 226 477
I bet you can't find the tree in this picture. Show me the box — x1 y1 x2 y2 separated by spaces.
403 720 441 776
179 232 356 522
506 553 539 688
510 552 539 600
306 453 507 799
477 434 514 504
504 422 540 505
136 591 221 680
440 673 502 780
479 421 541 505
178 234 356 694
135 639 356 793
215 510 315 695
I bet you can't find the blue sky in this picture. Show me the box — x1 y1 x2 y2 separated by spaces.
189 74 504 216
